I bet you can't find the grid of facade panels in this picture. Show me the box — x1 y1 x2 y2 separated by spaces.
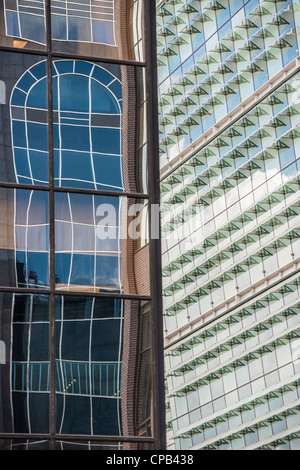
0 0 164 451
157 0 300 164
158 0 300 451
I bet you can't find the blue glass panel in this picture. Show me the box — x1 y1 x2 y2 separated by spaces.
32 296 49 322
91 80 120 114
244 0 259 15
55 220 72 253
74 60 93 76
62 297 93 320
16 250 26 286
19 13 46 44
70 254 94 286
91 128 121 154
16 177 31 184
61 320 90 361
107 80 122 102
30 363 49 391
12 392 29 433
91 319 121 362
27 122 48 151
282 42 298 68
59 75 89 112
28 191 48 224
93 298 122 319
60 125 90 151
13 363 27 391
202 115 215 132
218 20 232 44
216 6 230 29
26 77 47 109
55 359 62 392
92 21 115 45
27 252 49 287
12 121 27 147
53 124 60 149
11 88 26 107
30 324 49 361
254 69 268 91
61 151 93 183
227 93 241 112
95 194 120 213
14 148 31 179
59 395 91 435
96 255 119 289
54 149 60 180
13 324 28 361
51 14 67 40
91 67 114 87
55 253 71 285
29 150 48 183
230 0 244 16
93 155 123 189
283 160 297 178
29 394 49 433
280 147 295 168
92 397 120 435
16 71 36 94
15 191 31 224
60 179 95 190
13 294 31 322
53 60 74 76
69 193 94 224
5 11 20 37
68 16 91 42
31 61 47 81
169 54 181 74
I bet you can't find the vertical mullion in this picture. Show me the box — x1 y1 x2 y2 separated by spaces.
144 0 166 451
45 0 56 451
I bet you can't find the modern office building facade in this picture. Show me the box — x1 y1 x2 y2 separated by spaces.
157 0 300 450
0 0 165 450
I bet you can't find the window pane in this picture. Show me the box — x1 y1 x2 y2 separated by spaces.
0 51 48 185
0 293 49 434
0 188 49 288
54 192 150 295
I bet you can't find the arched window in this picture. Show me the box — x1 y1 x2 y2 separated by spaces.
4 0 116 46
9 61 124 436
11 59 123 190
10 60 123 292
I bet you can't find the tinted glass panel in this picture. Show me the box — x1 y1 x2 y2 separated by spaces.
52 59 123 191
0 52 147 193
0 51 48 185
55 192 150 295
0 293 49 435
0 188 49 288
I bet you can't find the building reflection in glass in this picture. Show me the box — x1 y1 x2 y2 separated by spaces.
0 0 158 445
0 55 152 445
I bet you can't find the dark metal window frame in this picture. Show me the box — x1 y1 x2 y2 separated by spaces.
0 0 166 450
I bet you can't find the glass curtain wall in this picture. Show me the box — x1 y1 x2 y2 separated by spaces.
158 0 300 451
0 0 164 450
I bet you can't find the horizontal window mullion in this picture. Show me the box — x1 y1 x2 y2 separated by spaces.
0 182 150 199
0 45 147 68
0 286 152 301
0 433 155 443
